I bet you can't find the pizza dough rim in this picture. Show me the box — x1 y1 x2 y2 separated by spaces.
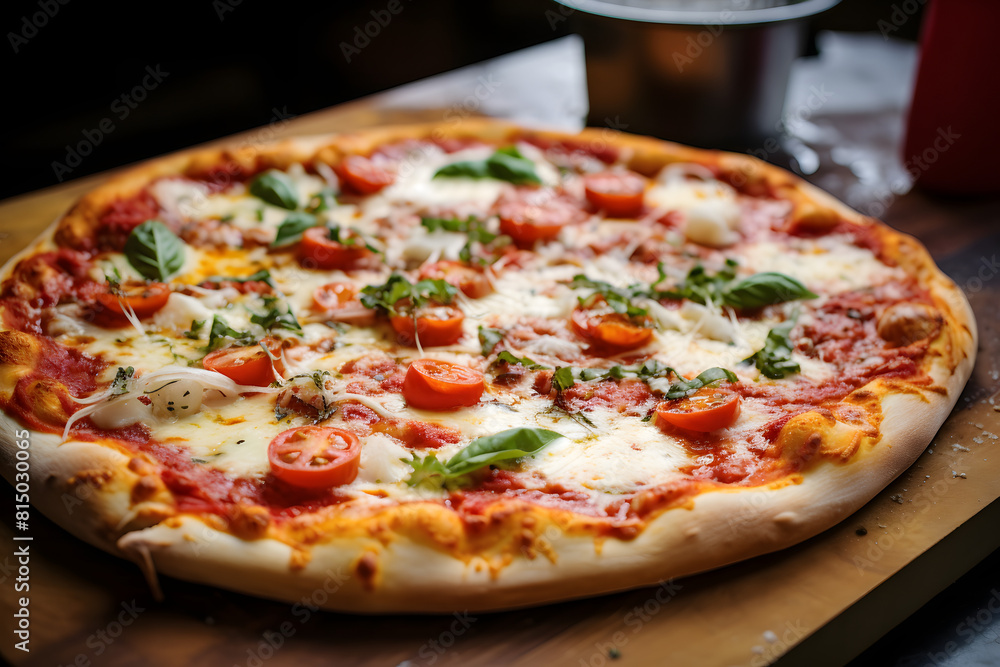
0 121 977 612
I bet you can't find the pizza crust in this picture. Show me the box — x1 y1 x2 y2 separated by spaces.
0 121 977 612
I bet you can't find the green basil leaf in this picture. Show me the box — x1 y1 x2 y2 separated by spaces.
360 275 457 315
722 272 818 310
202 269 275 287
305 187 338 213
665 367 738 400
272 212 318 247
123 220 185 281
433 147 541 185
494 350 548 370
207 316 256 352
478 327 504 356
110 366 135 395
183 319 206 340
744 320 800 379
249 170 299 210
250 296 302 335
569 275 650 319
444 427 563 477
552 366 576 392
420 216 469 233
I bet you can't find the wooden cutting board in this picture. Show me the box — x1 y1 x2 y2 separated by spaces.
1 105 998 667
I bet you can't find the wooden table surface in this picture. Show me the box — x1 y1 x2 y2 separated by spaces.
1 102 999 667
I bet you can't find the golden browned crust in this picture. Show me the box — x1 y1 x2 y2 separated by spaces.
0 120 977 612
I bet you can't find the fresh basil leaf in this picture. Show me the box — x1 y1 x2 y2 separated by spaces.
203 269 275 287
420 216 469 233
123 220 185 281
250 296 302 335
478 327 504 356
494 350 548 370
421 215 499 264
570 275 650 319
445 427 563 476
744 320 800 379
249 170 298 210
433 147 541 185
722 272 817 310
406 427 564 487
665 367 738 400
110 366 134 395
305 187 338 213
183 319 206 340
552 366 576 392
272 212 318 247
360 275 458 315
207 316 255 352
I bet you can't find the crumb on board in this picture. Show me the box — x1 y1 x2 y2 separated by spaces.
763 630 778 643
890 494 905 504
952 470 967 479
953 444 971 452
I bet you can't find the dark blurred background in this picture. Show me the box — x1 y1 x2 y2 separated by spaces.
0 0 923 200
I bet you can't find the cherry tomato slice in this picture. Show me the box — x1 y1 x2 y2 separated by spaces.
312 282 375 326
203 338 284 387
298 226 373 271
570 297 654 350
92 282 170 327
418 261 492 299
402 359 485 410
268 426 361 489
497 197 585 247
583 171 647 218
336 155 395 195
390 305 465 347
655 386 741 432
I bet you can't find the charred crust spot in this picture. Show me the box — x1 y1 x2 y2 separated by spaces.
354 551 379 591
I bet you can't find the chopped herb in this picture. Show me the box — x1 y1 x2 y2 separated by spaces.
272 212 318 247
744 320 800 379
305 187 338 213
183 319 206 340
420 215 502 264
569 275 651 319
202 269 275 287
663 367 738 400
110 366 135 395
207 316 256 352
493 350 548 370
478 326 504 356
250 296 302 335
360 275 458 315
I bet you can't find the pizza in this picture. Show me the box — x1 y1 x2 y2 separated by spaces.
0 120 976 612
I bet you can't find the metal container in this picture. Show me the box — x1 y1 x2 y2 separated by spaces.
557 0 840 150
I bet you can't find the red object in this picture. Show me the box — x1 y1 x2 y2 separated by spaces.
903 0 1000 194
583 171 647 218
656 387 742 433
267 427 361 489
402 359 485 410
203 338 283 387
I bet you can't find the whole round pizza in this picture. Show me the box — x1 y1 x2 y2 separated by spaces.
0 121 976 612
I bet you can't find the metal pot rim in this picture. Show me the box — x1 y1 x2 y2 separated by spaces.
553 0 841 26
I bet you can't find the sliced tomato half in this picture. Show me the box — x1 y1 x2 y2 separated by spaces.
336 155 395 195
402 359 485 410
655 386 741 432
268 426 361 489
583 170 647 218
298 227 373 271
312 282 375 326
92 282 171 327
570 297 654 351
203 337 283 387
390 304 465 347
418 261 492 299
496 195 586 247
